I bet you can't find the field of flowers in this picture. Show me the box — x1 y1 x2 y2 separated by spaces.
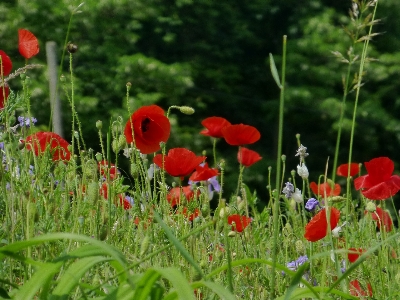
1 1 399 299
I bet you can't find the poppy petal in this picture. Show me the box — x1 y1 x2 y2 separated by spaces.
222 124 260 146
18 29 39 59
237 147 262 167
0 50 12 76
0 86 10 109
337 163 359 177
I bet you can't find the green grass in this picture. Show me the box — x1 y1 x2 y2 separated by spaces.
1 0 399 299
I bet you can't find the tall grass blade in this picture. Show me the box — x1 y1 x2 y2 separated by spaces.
269 53 282 89
153 211 204 278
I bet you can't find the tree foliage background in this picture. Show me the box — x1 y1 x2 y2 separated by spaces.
1 0 400 203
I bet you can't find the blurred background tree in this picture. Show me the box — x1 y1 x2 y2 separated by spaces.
1 0 400 205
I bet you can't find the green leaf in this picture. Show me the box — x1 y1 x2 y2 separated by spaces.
156 268 195 300
269 53 282 89
51 256 111 299
153 212 203 278
275 286 358 300
13 262 63 300
132 269 162 300
284 262 310 300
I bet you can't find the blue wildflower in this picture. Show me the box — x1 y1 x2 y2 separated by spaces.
282 182 294 198
18 116 37 128
305 198 320 211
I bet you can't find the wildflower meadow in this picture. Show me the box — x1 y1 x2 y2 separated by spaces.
1 0 400 299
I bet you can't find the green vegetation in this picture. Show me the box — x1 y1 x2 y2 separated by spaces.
0 0 399 298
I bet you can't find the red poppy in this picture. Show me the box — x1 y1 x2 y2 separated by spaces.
180 207 200 221
227 214 252 232
354 157 400 200
100 182 130 209
0 86 9 109
0 50 12 76
348 248 365 263
119 196 132 210
153 148 206 178
304 207 340 242
349 280 373 297
337 163 359 177
222 124 260 146
200 116 231 138
189 163 219 182
98 160 119 179
237 147 262 167
124 105 170 154
310 181 341 198
25 132 71 161
18 29 39 59
365 207 393 232
167 186 198 207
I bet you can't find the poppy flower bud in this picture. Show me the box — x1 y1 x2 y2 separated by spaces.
126 82 132 88
219 207 230 218
295 240 306 254
118 135 126 149
67 42 78 54
87 182 99 204
78 216 85 227
96 120 102 130
201 204 210 216
296 133 301 139
95 152 102 162
365 202 376 212
140 235 150 256
178 106 195 115
60 74 66 82
99 225 108 241
130 163 138 178
73 131 79 139
281 154 286 162
228 231 236 237
238 200 246 211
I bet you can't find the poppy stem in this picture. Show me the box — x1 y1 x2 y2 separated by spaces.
271 34 287 297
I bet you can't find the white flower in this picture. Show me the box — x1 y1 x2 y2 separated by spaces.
292 188 303 203
297 163 309 179
332 221 347 238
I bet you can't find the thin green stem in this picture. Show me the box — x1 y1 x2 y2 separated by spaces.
271 35 287 296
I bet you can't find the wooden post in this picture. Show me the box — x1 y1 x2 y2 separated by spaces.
46 41 63 137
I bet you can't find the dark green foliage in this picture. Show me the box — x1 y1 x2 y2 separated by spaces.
1 0 400 202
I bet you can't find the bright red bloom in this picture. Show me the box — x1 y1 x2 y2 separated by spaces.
98 160 119 179
153 148 206 178
310 181 341 198
222 124 260 146
237 147 262 167
100 183 131 209
366 207 393 232
25 132 71 161
304 207 340 242
167 186 197 207
180 207 200 221
200 116 231 138
337 163 360 177
18 29 39 59
0 86 9 109
354 157 400 200
349 280 373 297
348 248 365 263
124 105 170 154
189 163 219 182
227 214 252 232
0 50 12 76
